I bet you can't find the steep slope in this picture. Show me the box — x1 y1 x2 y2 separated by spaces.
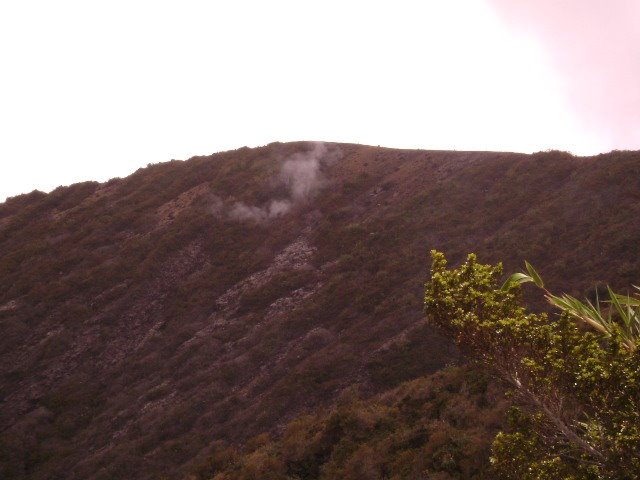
191 366 507 480
0 142 638 479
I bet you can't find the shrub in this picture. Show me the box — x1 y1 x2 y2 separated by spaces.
424 251 640 479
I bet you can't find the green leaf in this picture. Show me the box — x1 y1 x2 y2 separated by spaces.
524 261 544 288
613 293 640 307
608 286 631 330
501 272 534 291
547 293 611 335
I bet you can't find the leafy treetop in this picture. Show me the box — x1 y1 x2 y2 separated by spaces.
424 251 640 480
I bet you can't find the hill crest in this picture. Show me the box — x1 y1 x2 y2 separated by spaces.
1 142 639 479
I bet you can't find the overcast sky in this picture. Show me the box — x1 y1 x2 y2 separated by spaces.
1 1 638 201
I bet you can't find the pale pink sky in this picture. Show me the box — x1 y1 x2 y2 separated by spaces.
0 1 638 201
489 0 640 148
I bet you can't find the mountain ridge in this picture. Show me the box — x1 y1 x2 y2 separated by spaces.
1 142 639 479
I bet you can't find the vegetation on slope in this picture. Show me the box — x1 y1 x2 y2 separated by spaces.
192 249 640 480
0 143 639 478
190 366 506 480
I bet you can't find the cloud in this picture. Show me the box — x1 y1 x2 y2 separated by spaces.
488 0 640 149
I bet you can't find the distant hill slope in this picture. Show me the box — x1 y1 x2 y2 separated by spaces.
0 142 638 479
190 365 508 480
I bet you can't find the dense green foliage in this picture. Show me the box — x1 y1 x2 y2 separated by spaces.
424 252 640 479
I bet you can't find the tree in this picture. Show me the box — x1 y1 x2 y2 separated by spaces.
424 251 640 479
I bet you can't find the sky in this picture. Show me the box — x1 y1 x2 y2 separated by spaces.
0 1 638 201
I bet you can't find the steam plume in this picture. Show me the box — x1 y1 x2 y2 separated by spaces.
226 142 342 222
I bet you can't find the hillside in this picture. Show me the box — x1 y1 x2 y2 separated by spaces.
1 142 639 479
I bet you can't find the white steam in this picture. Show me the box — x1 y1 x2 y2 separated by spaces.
227 199 294 222
267 199 292 217
228 202 272 222
280 142 337 201
220 142 341 223
209 194 224 217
